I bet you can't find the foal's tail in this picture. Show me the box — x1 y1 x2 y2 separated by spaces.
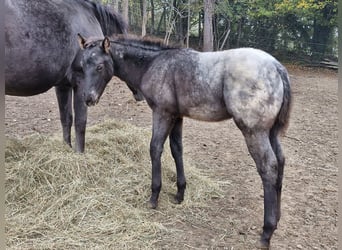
273 63 292 136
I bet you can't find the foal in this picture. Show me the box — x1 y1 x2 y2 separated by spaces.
78 35 292 248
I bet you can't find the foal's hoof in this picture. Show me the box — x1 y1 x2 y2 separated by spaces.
147 200 158 209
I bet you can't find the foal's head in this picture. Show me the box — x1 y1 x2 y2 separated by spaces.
78 34 113 106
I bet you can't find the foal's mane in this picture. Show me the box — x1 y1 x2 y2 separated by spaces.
83 34 181 53
110 34 180 51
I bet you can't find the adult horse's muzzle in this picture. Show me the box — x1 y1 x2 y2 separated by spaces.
84 90 100 106
133 90 144 102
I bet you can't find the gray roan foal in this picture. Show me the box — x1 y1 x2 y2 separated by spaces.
78 34 292 249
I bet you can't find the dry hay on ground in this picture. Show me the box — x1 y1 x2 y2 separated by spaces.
6 120 226 249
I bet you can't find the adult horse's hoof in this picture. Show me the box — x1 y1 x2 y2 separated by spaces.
173 193 184 204
75 148 85 154
256 238 270 249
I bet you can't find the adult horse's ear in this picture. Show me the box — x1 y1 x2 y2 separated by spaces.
102 37 110 54
77 34 86 49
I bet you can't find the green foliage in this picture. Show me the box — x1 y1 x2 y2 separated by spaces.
97 0 338 61
275 0 337 25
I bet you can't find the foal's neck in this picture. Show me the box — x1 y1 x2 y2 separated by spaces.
110 40 172 89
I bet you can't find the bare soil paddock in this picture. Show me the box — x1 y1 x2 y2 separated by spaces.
5 66 338 249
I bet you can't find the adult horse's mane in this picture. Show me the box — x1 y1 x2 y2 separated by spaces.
81 0 128 35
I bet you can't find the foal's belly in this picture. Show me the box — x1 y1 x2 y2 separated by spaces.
184 105 232 122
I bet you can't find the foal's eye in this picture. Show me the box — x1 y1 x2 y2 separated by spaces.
96 65 103 72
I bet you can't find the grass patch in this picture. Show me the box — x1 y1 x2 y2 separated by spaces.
6 120 224 249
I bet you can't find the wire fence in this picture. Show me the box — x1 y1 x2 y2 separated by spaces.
98 1 338 68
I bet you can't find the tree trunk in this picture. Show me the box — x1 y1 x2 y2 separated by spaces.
186 0 190 48
164 1 177 44
198 10 202 48
122 0 129 25
141 0 147 36
150 0 155 34
219 23 230 50
157 7 166 34
113 0 119 11
173 0 189 46
236 17 244 48
203 0 214 51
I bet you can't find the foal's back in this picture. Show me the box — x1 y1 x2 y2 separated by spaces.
141 47 285 126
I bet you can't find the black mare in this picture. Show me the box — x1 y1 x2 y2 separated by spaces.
5 0 141 152
78 35 292 248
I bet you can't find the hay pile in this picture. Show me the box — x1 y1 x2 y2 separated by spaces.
6 120 224 249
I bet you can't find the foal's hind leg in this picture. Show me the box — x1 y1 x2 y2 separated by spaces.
55 84 73 147
169 118 186 203
269 128 285 222
243 131 279 249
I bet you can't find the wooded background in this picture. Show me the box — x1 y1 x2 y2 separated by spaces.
95 0 338 65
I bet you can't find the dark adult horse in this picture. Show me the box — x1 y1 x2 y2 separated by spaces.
78 35 292 248
5 0 141 152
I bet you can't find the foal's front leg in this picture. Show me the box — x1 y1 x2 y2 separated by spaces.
169 117 186 203
149 111 174 209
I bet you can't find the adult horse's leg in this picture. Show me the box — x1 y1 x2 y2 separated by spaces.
73 87 88 153
55 84 73 147
243 130 279 249
127 84 145 101
149 111 174 209
169 117 186 203
269 127 285 222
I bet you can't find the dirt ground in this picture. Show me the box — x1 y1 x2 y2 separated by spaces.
5 65 338 249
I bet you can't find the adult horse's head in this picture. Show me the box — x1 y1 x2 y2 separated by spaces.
78 34 113 106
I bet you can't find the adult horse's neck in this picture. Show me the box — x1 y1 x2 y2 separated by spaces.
110 37 177 90
80 0 127 35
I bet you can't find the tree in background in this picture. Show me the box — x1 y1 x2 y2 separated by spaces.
122 0 129 23
275 0 338 61
203 0 214 51
98 0 338 63
141 0 148 36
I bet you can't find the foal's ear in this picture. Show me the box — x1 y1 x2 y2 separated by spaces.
102 37 110 54
77 33 86 49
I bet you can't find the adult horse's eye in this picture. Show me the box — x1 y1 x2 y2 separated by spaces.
96 65 103 72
